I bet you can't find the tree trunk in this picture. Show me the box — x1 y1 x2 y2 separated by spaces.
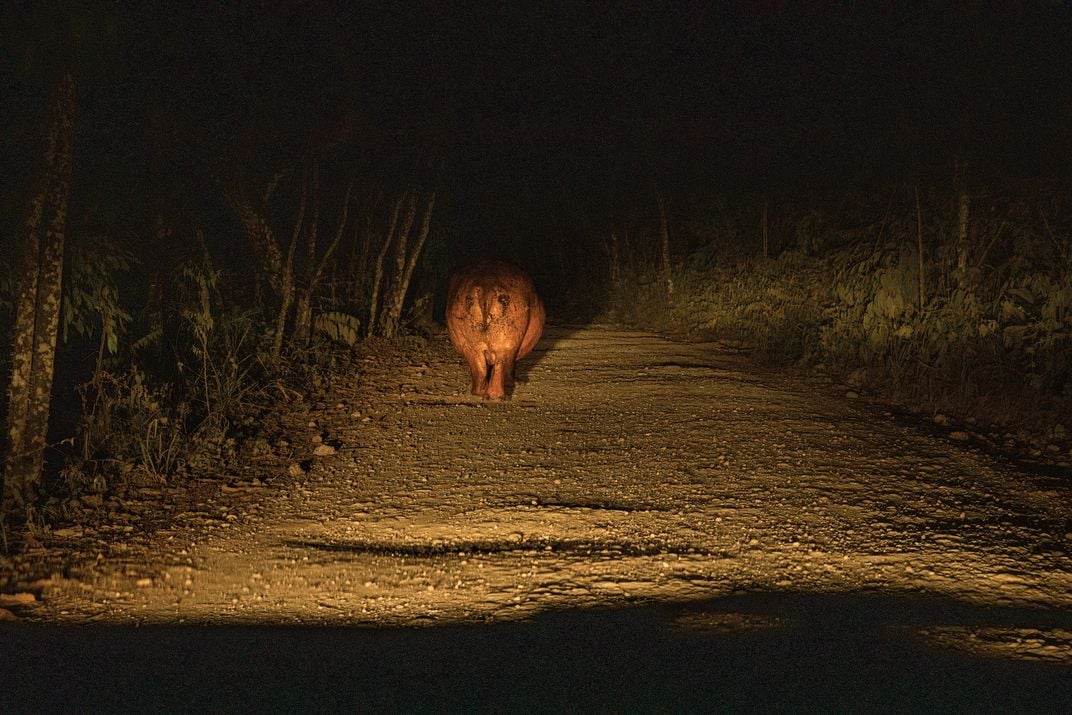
227 168 308 362
293 177 353 347
271 169 307 362
608 231 621 288
915 186 926 310
367 193 406 337
658 194 673 297
954 160 971 290
3 75 75 527
346 220 367 310
761 200 769 258
292 173 319 346
380 192 436 338
378 195 419 338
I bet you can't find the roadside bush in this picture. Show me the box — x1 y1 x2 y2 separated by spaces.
62 261 273 496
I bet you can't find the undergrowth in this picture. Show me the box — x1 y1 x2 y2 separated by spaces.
607 186 1072 436
53 262 274 503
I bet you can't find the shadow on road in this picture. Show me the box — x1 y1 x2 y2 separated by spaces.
425 321 579 400
513 323 584 389
4 590 1071 713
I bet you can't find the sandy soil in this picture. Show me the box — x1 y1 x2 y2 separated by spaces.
3 324 1071 711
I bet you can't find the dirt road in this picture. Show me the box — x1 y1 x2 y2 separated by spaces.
4 324 1072 711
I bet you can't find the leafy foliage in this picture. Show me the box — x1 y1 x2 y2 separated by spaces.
62 233 134 355
63 259 272 494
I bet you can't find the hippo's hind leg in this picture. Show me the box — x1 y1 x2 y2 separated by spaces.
462 348 489 396
484 360 507 400
484 354 517 401
501 354 518 394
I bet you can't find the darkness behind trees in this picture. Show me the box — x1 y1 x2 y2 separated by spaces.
4 2 1070 268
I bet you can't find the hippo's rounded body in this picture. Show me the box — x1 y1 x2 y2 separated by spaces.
446 260 545 400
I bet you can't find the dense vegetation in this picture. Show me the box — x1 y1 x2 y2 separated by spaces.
598 185 1072 439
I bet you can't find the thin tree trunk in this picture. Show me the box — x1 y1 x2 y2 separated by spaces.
3 74 75 526
955 160 971 290
292 292 312 346
658 194 673 297
348 220 368 310
871 186 897 255
608 231 621 288
381 192 436 338
915 185 925 310
294 177 354 345
349 192 381 311
343 220 358 306
367 193 406 336
271 168 307 362
379 195 419 337
303 164 321 280
761 199 769 258
292 168 320 346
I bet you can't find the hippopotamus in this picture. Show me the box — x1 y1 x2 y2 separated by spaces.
446 260 545 400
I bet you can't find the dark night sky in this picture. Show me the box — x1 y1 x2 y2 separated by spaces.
3 1 1071 260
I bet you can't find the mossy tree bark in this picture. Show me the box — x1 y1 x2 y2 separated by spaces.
2 75 76 528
